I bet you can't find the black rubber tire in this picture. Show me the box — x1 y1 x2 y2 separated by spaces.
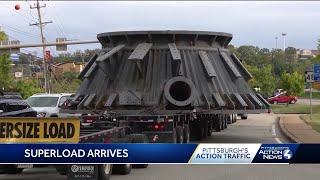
130 134 149 169
55 165 67 175
3 166 23 174
241 114 248 120
207 120 213 136
214 116 221 132
112 164 131 175
220 115 225 130
129 134 149 143
132 164 149 168
172 127 177 143
202 118 208 139
227 115 232 124
183 125 190 143
233 114 237 123
175 126 184 143
224 116 228 129
99 164 112 180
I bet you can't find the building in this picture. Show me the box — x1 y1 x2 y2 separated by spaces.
51 62 85 75
297 49 320 60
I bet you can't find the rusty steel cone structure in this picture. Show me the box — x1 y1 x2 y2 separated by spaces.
72 30 269 115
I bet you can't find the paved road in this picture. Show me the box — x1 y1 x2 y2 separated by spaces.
297 98 320 105
2 114 320 180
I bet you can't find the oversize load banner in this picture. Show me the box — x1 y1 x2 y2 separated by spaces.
0 143 319 164
0 118 80 143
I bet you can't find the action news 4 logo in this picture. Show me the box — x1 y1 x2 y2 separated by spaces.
258 146 293 160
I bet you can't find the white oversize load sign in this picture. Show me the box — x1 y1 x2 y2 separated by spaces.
189 144 261 163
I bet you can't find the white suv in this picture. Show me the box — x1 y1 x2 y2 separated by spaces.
26 93 72 117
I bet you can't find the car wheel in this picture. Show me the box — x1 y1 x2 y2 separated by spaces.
99 164 112 180
112 164 131 175
290 99 296 104
3 166 23 174
183 125 190 143
175 126 184 143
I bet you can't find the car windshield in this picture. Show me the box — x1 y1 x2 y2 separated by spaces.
26 97 59 107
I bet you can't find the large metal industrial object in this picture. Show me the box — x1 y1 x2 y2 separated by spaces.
66 31 270 142
72 30 268 113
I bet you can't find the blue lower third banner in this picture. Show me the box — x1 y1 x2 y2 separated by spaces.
0 143 320 164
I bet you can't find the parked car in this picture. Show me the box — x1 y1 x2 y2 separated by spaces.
267 93 298 104
0 96 36 117
0 93 37 174
26 93 72 117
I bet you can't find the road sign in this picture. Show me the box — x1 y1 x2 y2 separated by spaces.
306 71 314 83
313 64 320 82
56 37 67 51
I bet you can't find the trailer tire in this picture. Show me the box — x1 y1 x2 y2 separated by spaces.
129 134 149 169
112 164 131 175
3 166 23 174
220 115 225 130
208 120 213 136
56 165 67 175
183 125 190 143
202 118 208 139
172 127 178 143
99 164 112 180
224 116 228 129
214 116 221 132
175 126 184 143
241 114 248 120
130 134 149 143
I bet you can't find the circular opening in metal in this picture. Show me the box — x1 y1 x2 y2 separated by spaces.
169 81 192 102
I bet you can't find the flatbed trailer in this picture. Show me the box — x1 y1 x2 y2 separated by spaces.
0 117 148 180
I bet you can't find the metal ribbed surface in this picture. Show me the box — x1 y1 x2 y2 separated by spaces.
74 31 268 113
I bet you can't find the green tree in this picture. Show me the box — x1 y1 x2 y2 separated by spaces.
0 53 13 90
246 64 276 95
15 79 42 99
0 30 8 41
280 72 304 96
51 72 81 93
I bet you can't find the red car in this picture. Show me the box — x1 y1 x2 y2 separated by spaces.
268 93 298 104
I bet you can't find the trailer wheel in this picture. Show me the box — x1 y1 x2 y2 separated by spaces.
220 115 225 130
172 127 177 143
3 166 23 174
130 134 149 143
112 164 131 175
175 126 184 143
241 114 248 120
227 115 232 124
207 120 213 136
129 134 149 169
99 164 112 180
224 116 228 129
56 165 67 175
233 114 237 123
214 116 221 132
183 125 190 143
202 118 208 139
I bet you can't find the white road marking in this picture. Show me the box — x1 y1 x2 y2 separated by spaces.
272 124 276 136
275 137 283 144
272 124 283 143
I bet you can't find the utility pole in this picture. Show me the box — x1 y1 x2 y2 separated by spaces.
30 0 52 93
275 36 278 50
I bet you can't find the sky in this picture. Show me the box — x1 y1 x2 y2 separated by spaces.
0 1 319 56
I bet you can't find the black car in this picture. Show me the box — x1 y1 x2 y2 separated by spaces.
0 98 37 117
0 93 37 174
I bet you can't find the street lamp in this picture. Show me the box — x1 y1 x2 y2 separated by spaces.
281 33 287 51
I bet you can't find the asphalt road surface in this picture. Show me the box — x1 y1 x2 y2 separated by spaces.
1 113 320 180
296 98 320 105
